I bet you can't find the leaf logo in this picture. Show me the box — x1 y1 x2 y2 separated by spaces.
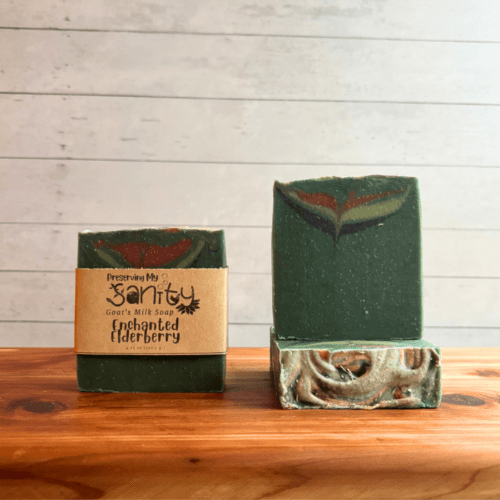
276 181 409 243
176 299 200 315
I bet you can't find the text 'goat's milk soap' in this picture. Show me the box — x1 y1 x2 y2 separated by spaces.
273 176 422 342
271 176 441 409
75 227 227 393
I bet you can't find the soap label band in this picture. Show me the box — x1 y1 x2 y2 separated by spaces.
75 268 228 355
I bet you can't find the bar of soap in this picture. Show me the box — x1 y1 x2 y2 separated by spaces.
273 176 422 341
271 328 441 409
77 227 226 393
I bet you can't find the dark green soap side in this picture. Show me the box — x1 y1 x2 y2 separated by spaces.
77 355 225 393
273 176 422 342
77 228 227 393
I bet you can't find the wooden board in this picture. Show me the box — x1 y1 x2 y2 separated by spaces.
3 31 500 104
0 347 499 499
1 0 499 42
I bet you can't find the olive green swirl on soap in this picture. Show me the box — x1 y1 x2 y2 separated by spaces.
275 181 409 244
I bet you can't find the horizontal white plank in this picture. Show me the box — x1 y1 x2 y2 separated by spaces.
3 97 500 166
230 274 272 325
0 272 275 325
1 0 499 42
1 323 499 348
423 231 500 279
2 273 498 328
1 161 499 230
424 278 500 328
0 224 272 275
2 31 500 104
0 323 73 348
0 224 499 278
422 328 500 348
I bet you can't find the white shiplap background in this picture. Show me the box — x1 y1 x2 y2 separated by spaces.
1 0 499 348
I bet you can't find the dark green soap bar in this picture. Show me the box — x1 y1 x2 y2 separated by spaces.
77 227 226 393
273 176 422 341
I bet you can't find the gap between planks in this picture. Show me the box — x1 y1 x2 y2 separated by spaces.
3 92 500 107
0 26 499 44
1 157 499 169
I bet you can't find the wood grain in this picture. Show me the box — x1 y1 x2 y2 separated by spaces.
3 31 500 104
0 347 499 499
1 0 499 42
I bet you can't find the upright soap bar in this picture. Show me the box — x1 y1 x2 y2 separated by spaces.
273 176 422 341
77 227 227 393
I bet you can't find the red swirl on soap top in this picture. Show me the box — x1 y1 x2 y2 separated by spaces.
297 189 406 217
297 191 339 215
94 239 193 268
278 181 409 244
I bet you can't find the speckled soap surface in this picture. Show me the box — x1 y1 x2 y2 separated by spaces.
77 227 226 393
78 227 226 271
273 176 422 342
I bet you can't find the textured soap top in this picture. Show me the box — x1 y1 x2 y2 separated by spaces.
273 175 422 341
78 227 226 269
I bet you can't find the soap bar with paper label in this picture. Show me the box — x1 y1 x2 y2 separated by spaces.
76 227 227 393
273 176 422 341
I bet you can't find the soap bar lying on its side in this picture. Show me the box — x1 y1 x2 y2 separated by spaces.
273 176 422 342
271 329 441 409
77 227 226 393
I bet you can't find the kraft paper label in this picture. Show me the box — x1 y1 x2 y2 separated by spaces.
75 268 227 355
